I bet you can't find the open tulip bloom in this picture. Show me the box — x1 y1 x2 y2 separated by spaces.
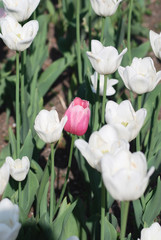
6 156 30 181
138 222 161 240
91 71 118 96
101 149 155 201
118 57 161 94
150 30 161 60
90 0 122 17
34 109 68 144
0 162 10 195
0 198 21 240
86 40 127 75
75 124 129 172
0 15 39 51
2 0 40 22
105 100 147 142
64 97 90 136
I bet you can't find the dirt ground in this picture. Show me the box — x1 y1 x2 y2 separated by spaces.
0 0 161 197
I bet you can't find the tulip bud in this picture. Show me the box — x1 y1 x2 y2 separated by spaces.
64 97 90 136
6 156 30 181
90 0 122 17
138 222 161 240
150 30 161 60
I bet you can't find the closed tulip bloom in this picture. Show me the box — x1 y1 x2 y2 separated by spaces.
0 162 10 195
0 198 21 240
150 30 161 60
138 222 161 240
87 40 127 75
91 71 118 96
118 57 161 94
101 149 154 201
105 100 147 142
6 156 30 181
75 124 129 172
2 0 40 22
34 109 67 144
0 15 39 51
90 0 122 17
64 97 90 136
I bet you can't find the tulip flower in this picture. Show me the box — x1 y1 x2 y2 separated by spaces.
90 0 122 17
101 149 154 201
138 222 161 240
150 30 161 60
75 124 129 171
2 0 40 22
64 97 90 136
0 15 39 51
6 156 30 181
34 108 67 144
118 57 161 94
91 71 118 96
0 8 7 24
86 40 127 75
105 100 147 142
67 237 79 240
0 162 10 195
0 198 21 240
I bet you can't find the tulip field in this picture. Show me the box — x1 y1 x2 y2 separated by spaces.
0 0 161 239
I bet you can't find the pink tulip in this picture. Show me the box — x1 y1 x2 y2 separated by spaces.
64 97 90 136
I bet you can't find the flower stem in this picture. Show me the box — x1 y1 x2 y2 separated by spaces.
100 17 106 43
53 134 75 217
16 51 20 157
136 95 142 151
101 75 108 125
120 201 130 240
76 0 83 84
50 143 56 224
127 0 133 63
88 0 92 50
101 180 106 240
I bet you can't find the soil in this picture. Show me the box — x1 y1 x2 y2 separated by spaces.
0 0 161 207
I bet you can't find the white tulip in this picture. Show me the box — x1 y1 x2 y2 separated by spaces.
0 162 10 195
105 100 147 142
91 71 118 96
138 222 161 240
75 124 129 172
6 156 30 181
118 57 161 94
0 8 7 24
2 0 40 22
0 15 39 51
90 0 122 17
150 30 161 60
101 149 154 201
87 40 127 75
34 109 68 144
0 198 21 240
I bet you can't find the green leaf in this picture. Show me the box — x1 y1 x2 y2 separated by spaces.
143 177 161 226
131 42 150 59
20 170 39 221
104 217 117 240
52 198 77 239
8 127 17 159
38 54 74 98
132 199 143 228
19 130 34 160
40 181 49 218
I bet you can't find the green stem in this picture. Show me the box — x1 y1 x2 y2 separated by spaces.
101 75 108 125
88 0 92 50
136 95 142 151
120 201 130 240
50 143 56 224
18 181 22 206
53 134 75 217
100 17 106 43
16 51 20 157
76 0 83 84
21 50 26 109
127 0 133 63
93 75 100 131
101 180 106 240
